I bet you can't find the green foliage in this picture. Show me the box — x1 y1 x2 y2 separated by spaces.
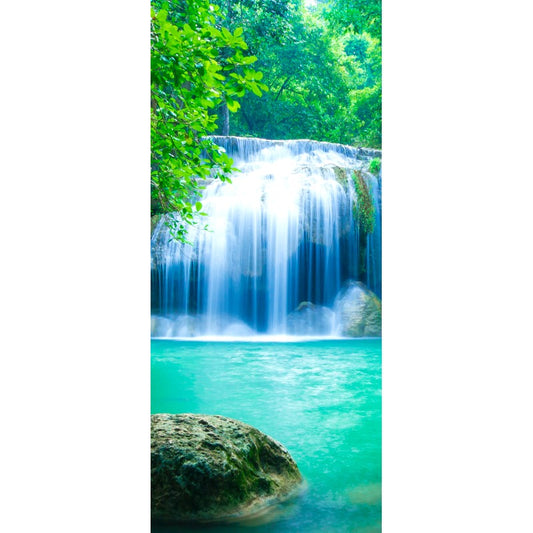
222 0 381 147
348 82 381 148
369 157 381 175
209 0 296 133
211 0 297 53
346 31 381 147
353 171 375 234
324 0 381 39
151 0 267 241
232 18 353 143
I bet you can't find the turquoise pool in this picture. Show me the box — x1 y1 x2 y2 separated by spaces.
151 339 381 532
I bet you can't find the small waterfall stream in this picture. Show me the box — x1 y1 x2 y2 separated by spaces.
151 136 381 337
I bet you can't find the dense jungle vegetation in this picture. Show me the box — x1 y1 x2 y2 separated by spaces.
213 0 381 148
151 0 381 239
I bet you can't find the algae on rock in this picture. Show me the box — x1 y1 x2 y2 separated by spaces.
352 171 376 235
151 413 303 523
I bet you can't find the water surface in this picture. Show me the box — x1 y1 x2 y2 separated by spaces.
151 338 381 532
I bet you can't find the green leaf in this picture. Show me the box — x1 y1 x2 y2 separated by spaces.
241 55 258 65
221 27 233 41
249 83 262 97
226 99 241 112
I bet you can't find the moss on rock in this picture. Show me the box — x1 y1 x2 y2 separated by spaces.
353 171 376 235
151 414 303 523
332 166 348 186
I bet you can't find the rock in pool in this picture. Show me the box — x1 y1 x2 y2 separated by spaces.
334 281 382 337
151 413 303 523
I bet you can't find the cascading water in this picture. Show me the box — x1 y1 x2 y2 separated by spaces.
364 172 382 298
151 136 381 337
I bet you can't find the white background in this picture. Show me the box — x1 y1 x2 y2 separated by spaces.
1 1 532 531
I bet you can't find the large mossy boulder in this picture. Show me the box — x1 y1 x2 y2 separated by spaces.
334 281 382 337
151 414 303 523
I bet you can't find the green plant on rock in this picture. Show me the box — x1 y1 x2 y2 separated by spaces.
369 157 381 175
151 0 267 242
353 171 375 234
333 166 348 187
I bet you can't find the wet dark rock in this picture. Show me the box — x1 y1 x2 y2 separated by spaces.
151 414 303 523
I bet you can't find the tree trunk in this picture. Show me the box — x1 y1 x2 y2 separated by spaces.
221 101 230 136
275 76 292 101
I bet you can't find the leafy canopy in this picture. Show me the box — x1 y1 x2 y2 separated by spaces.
224 0 382 147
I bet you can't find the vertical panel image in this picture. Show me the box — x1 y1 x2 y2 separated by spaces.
151 1 381 530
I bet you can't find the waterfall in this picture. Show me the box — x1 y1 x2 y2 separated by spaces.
151 136 381 337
